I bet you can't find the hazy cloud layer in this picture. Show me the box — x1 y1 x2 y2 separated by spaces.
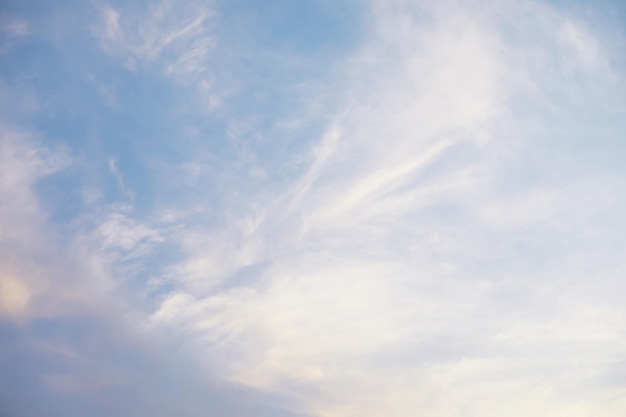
1 0 626 416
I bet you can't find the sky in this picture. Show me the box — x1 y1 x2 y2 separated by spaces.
1 0 626 416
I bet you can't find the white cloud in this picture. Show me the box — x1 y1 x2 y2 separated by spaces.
0 127 159 323
3 0 621 415
0 127 67 322
95 1 216 78
559 20 605 70
149 1 626 416
108 158 135 199
93 212 164 261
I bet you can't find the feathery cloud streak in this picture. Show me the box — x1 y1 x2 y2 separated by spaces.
1 0 626 416
151 2 626 416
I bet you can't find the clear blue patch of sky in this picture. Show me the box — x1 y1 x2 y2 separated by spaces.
217 0 364 55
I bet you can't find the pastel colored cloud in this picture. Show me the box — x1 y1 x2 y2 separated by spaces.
1 1 626 416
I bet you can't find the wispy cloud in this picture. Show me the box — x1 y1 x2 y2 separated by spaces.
0 123 302 416
95 1 216 78
2 0 626 416
0 127 68 322
559 19 606 70
108 158 135 200
0 15 29 55
148 1 626 416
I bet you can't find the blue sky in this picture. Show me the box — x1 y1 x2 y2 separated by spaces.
1 0 626 416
